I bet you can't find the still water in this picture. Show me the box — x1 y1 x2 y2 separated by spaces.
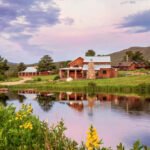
0 90 150 148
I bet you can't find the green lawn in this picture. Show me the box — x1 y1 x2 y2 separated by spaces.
1 74 150 94
56 75 150 87
0 77 22 82
32 74 57 81
118 69 150 77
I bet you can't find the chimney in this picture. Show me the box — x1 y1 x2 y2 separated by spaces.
126 54 129 62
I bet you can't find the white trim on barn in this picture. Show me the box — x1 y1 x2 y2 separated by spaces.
83 56 111 63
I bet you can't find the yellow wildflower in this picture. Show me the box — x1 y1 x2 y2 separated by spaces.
22 122 33 130
86 125 102 150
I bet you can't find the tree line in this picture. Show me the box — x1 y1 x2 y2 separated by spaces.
0 55 56 81
124 50 150 66
0 49 149 81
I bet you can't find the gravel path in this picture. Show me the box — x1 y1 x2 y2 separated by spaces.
0 78 32 86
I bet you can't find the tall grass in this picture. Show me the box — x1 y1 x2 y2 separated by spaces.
1 75 150 95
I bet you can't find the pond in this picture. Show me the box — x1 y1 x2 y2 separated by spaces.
0 90 150 149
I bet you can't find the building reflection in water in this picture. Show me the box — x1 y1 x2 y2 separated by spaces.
18 90 57 112
1 89 150 148
0 89 150 114
58 92 150 115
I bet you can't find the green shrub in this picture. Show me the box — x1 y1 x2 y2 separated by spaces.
36 77 42 81
0 105 149 150
0 75 5 81
32 77 42 82
0 104 78 150
53 75 60 81
88 82 97 87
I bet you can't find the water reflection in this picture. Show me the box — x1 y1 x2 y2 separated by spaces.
0 90 150 114
58 92 150 115
0 93 9 106
36 94 55 112
0 90 150 148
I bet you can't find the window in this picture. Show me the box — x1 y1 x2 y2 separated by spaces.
102 70 107 74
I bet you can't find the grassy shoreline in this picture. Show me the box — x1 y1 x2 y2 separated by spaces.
0 75 150 95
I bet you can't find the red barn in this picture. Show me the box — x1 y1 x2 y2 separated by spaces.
18 67 51 77
118 61 147 71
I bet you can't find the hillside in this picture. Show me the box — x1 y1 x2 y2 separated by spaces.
7 47 150 68
110 47 150 66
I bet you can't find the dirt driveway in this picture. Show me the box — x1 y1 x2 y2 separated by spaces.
0 77 32 86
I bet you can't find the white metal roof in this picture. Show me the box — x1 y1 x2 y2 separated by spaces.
21 67 37 73
60 67 82 70
84 56 111 63
83 64 111 70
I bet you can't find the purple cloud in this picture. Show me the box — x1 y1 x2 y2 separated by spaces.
0 0 74 63
0 0 60 32
119 10 150 33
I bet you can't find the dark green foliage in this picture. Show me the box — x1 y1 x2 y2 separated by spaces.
117 143 125 150
35 77 42 82
137 83 150 94
53 75 60 81
0 74 5 81
130 140 144 150
5 70 18 78
0 105 79 150
0 56 9 75
124 51 144 62
145 60 150 68
17 62 26 72
36 94 55 111
0 105 149 150
88 82 97 87
45 120 78 150
132 51 144 62
37 55 56 72
88 81 97 88
59 61 71 68
85 49 96 56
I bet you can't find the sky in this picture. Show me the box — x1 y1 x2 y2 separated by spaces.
0 0 150 63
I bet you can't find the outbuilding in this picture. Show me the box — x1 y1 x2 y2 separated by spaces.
18 66 50 77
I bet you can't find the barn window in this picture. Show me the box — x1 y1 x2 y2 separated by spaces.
102 70 107 74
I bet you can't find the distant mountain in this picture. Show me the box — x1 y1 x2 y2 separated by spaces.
7 47 150 68
110 47 150 66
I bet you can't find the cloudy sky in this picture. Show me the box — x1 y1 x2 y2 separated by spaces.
0 0 150 63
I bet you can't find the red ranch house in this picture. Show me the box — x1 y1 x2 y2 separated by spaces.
59 56 118 79
118 61 147 71
18 67 51 77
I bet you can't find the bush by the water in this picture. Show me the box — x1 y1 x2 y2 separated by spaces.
0 104 77 150
0 104 149 150
53 75 60 81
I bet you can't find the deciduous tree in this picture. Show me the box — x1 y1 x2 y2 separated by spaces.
85 50 96 56
0 56 9 75
124 51 144 62
37 55 55 72
17 62 26 72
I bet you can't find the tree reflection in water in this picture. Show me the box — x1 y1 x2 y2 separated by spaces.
36 94 56 112
0 93 9 106
17 94 26 103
